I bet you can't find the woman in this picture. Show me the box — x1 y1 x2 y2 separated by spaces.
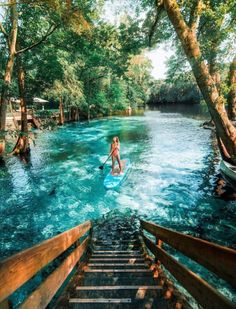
110 136 122 175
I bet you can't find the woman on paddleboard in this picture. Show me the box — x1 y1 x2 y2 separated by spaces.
110 136 122 175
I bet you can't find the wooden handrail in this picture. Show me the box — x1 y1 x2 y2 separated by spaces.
140 219 236 288
20 236 90 309
0 220 92 303
143 234 234 309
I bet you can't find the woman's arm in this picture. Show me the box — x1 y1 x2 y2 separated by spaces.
109 144 113 155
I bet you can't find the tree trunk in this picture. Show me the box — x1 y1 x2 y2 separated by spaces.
9 99 19 130
70 106 79 122
209 55 221 92
0 0 18 156
163 0 236 164
228 56 236 121
58 97 65 125
12 54 30 155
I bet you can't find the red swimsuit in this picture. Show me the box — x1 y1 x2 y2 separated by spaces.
111 142 120 157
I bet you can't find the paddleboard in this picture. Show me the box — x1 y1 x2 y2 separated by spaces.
103 158 131 189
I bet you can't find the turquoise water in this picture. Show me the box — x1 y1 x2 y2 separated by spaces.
1 110 235 258
0 110 236 304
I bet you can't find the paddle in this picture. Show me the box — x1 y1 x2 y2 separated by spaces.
99 148 116 170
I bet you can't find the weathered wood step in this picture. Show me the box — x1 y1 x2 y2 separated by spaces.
74 289 161 300
91 253 144 257
69 297 167 308
84 269 152 273
89 258 145 262
69 298 131 304
86 265 148 271
82 276 159 286
92 250 141 254
87 263 146 267
93 238 138 243
76 285 162 290
92 245 140 250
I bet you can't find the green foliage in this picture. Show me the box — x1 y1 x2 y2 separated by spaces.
0 0 154 119
143 0 236 106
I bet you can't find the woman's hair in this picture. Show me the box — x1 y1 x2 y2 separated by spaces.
113 136 119 143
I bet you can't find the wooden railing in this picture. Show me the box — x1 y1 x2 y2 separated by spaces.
140 219 236 309
0 220 92 309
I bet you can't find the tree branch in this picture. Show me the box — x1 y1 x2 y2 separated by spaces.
149 0 164 47
16 23 58 54
0 21 8 39
188 0 203 33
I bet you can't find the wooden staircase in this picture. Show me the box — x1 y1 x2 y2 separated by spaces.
0 216 235 309
66 218 179 308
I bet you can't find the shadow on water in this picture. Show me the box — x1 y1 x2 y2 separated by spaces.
150 103 210 120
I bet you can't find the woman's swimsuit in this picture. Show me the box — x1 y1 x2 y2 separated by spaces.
111 143 119 157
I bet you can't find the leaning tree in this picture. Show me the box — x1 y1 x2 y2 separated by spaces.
145 0 236 164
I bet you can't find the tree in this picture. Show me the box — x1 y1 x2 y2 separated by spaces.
146 0 236 164
0 1 58 156
0 0 94 156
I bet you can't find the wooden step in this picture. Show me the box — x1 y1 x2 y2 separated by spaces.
87 263 146 267
93 239 138 244
92 245 140 250
69 298 131 303
89 258 145 262
69 298 169 309
82 276 159 286
92 250 141 253
76 285 162 290
91 253 144 257
74 289 161 301
84 269 152 273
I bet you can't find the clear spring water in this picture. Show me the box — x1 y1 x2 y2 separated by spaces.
0 109 236 304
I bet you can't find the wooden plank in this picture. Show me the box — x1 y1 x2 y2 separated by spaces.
76 285 162 290
93 250 141 253
141 220 236 287
91 253 143 257
89 258 145 261
94 239 138 243
69 298 132 303
19 237 90 309
0 220 92 303
143 235 235 309
85 269 151 273
87 263 146 266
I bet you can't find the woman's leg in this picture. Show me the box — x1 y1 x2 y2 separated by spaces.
117 155 122 173
112 156 115 174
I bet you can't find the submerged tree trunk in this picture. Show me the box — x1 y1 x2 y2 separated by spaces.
228 56 236 121
163 0 236 164
12 54 30 155
0 0 18 156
